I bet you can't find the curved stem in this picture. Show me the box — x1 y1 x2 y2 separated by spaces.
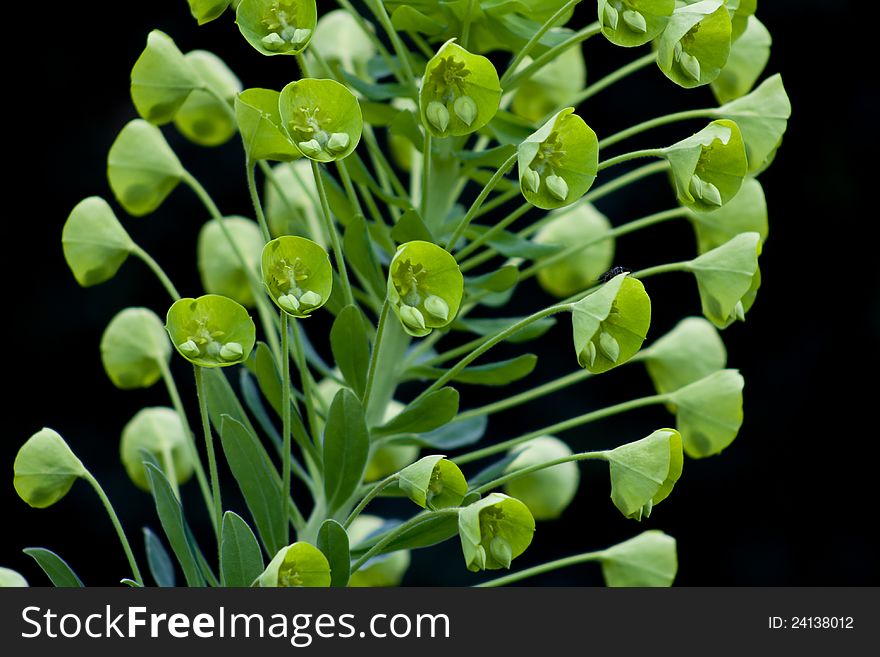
280 312 292 545
570 51 657 106
193 366 223 539
363 300 390 412
131 246 180 300
472 450 606 495
350 509 459 574
599 108 716 150
461 0 477 49
505 23 602 91
365 0 416 86
343 474 399 529
421 132 432 219
501 0 582 86
631 261 690 279
336 159 364 217
597 148 665 172
457 202 531 267
246 161 271 243
84 472 144 586
476 550 603 587
311 160 355 307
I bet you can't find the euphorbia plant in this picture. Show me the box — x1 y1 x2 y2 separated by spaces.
3 0 789 588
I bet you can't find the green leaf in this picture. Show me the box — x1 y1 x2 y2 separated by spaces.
130 30 200 125
236 0 317 56
279 78 363 162
220 511 264 587
687 177 767 254
405 354 537 386
317 519 351 588
606 429 683 520
352 514 460 556
375 387 459 436
323 389 370 514
598 0 674 47
121 407 193 492
452 316 556 344
394 415 488 450
347 515 410 586
727 0 757 40
467 225 560 260
0 568 28 587
22 548 84 587
465 266 519 294
143 463 205 587
458 493 535 571
235 88 301 162
201 367 259 438
261 236 333 317
174 50 242 147
107 119 184 217
166 294 256 367
398 456 469 510
330 305 371 399
100 307 171 390
239 369 283 451
258 542 331 587
503 436 579 521
187 0 231 25
668 370 744 458
657 1 732 89
62 197 134 287
344 216 386 299
144 527 176 587
711 16 771 104
391 5 446 36
219 416 287 555
13 429 86 509
641 317 727 396
600 530 678 587
198 217 262 308
391 209 434 244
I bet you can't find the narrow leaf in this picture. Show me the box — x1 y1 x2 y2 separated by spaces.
374 388 459 436
323 389 370 514
143 527 176 587
220 511 264 587
22 548 84 588
330 305 371 398
317 519 351 588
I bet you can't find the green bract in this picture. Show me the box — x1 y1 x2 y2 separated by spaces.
279 78 362 162
236 0 317 56
174 50 242 147
101 307 172 390
130 30 201 125
599 530 677 587
641 317 726 397
187 0 232 25
503 436 580 521
0 568 28 587
165 295 256 367
120 407 194 492
685 232 761 328
711 16 771 104
311 10 375 77
348 515 410 587
518 108 598 210
459 493 535 571
511 47 586 123
727 0 757 41
657 0 732 89
598 0 675 48
662 120 748 213
198 217 263 307
107 120 185 217
387 241 464 337
62 197 134 287
14 429 86 509
687 177 768 254
257 542 331 587
261 236 332 317
605 429 683 520
398 455 468 510
235 88 301 162
534 203 614 297
572 273 651 373
420 40 501 138
668 370 744 458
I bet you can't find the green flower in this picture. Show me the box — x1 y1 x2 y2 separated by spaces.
174 50 242 147
605 429 683 520
657 0 732 89
599 530 678 587
14 429 86 509
130 30 200 125
279 78 363 162
420 40 501 138
187 0 232 25
101 307 172 390
235 88 302 163
0 568 28 588
398 455 469 511
518 108 598 210
236 0 317 56
640 317 726 397
257 542 331 587
598 0 675 48
347 515 410 587
261 236 332 317
387 241 464 338
503 436 580 521
120 407 194 492
198 217 263 307
62 197 134 287
458 493 535 571
667 370 744 458
165 295 256 367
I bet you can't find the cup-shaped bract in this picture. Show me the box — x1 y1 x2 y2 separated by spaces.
657 0 732 89
264 161 322 240
511 47 586 123
130 30 201 125
398 456 468 511
387 241 464 338
198 217 263 307
606 429 683 521
257 542 331 587
311 10 375 77
685 232 761 328
687 177 767 255
420 40 501 138
14 429 86 509
279 78 363 162
0 568 28 587
534 203 614 297
174 50 243 147
166 295 256 367
120 407 194 492
711 16 771 105
641 317 726 397
663 120 748 213
572 273 651 373
668 369 744 457
235 88 301 163
727 0 757 41
261 236 332 317
598 0 675 47
599 530 678 587
188 0 231 25
503 436 580 521
458 493 535 571
518 108 599 210
236 0 317 57
347 515 411 587
62 197 134 287
107 120 185 217
101 307 172 389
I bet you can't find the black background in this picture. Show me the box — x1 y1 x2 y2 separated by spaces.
3 0 878 587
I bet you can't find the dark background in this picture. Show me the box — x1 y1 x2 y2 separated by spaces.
3 1 877 586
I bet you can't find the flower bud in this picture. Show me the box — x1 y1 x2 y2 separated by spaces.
453 95 478 127
522 167 541 193
622 10 647 33
426 101 450 133
326 132 351 153
400 305 427 332
545 174 569 202
424 295 450 321
220 342 244 361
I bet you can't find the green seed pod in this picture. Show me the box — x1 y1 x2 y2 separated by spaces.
257 541 331 587
398 455 468 510
62 197 134 287
512 47 586 123
120 407 194 492
347 515 411 587
657 1 732 89
187 0 231 25
572 273 651 373
311 9 375 76
599 530 678 587
165 295 256 367
101 307 172 390
420 40 501 138
0 567 28 587
130 30 200 125
518 108 599 210
198 217 263 307
667 370 744 458
261 236 332 317
606 429 683 520
107 119 185 217
458 493 535 571
641 317 726 398
503 436 580 521
236 0 317 56
279 78 363 162
387 241 464 338
598 1 674 47
235 88 302 163
14 429 87 509
174 50 242 147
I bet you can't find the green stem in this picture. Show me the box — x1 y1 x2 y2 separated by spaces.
474 186 521 219
280 312 292 544
472 450 606 494
159 443 180 499
631 260 690 279
84 472 144 586
570 51 657 106
446 153 518 250
363 300 390 412
193 366 223 538
501 0 581 86
290 321 322 458
246 161 272 243
310 160 355 306
476 550 603 587
343 474 399 529
131 246 180 300
336 0 401 83
504 23 601 91
453 393 668 465
350 509 459 574
365 0 416 86
597 148 665 172
421 132 432 219
457 201 531 264
599 108 716 150
336 159 364 217
461 0 477 49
